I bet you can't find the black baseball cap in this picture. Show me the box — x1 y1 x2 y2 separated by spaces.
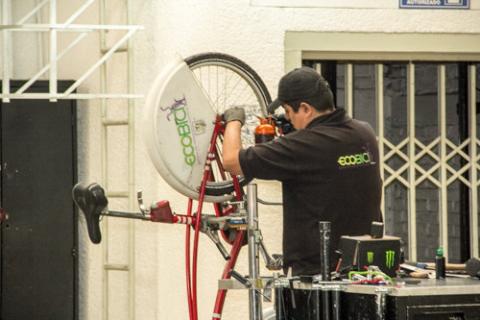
267 67 333 113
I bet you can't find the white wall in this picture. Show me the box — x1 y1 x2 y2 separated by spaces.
132 3 480 319
7 1 480 319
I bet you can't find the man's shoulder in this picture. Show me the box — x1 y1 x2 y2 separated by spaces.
349 119 377 138
351 118 372 127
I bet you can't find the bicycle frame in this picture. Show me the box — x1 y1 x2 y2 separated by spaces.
164 115 246 320
73 52 277 320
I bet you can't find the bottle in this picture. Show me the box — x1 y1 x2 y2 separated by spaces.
254 118 275 144
435 247 446 279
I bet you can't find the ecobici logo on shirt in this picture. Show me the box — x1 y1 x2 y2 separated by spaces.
337 151 372 168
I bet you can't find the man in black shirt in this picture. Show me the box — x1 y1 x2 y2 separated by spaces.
222 67 382 276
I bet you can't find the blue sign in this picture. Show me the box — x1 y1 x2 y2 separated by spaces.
400 0 469 9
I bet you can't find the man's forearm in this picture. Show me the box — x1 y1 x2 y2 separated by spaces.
222 121 243 176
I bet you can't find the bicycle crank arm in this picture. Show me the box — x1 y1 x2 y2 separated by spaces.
205 229 231 260
259 238 283 271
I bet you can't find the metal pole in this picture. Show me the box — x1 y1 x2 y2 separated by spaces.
16 0 48 24
407 62 417 262
468 64 478 259
319 221 331 320
2 0 12 103
345 63 353 117
16 33 88 95
438 64 448 260
64 0 95 25
247 183 262 320
63 28 137 96
274 286 285 320
375 63 386 221
49 0 57 102
318 221 331 281
126 1 136 319
99 2 109 320
375 288 388 320
331 288 341 320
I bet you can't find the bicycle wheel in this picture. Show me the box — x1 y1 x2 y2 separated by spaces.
144 53 270 202
185 53 271 196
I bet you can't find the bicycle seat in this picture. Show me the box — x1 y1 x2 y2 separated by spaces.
72 182 108 244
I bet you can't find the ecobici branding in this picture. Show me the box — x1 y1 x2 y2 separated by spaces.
161 96 196 167
337 151 372 167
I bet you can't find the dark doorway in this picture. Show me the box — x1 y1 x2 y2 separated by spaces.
0 81 78 320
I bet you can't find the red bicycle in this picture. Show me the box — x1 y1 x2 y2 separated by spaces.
73 53 278 320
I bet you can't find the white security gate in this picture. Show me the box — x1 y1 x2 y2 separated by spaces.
312 61 479 263
287 32 480 263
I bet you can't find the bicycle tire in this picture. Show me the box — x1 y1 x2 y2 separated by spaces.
185 53 271 197
185 52 271 113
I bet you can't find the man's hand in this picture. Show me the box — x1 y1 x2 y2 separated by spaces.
223 107 245 125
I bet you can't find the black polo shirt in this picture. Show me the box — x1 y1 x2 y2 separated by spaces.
239 108 382 276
